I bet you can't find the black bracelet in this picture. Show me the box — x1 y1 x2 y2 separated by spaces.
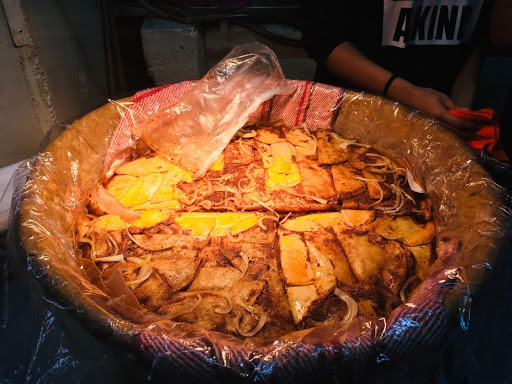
383 74 398 97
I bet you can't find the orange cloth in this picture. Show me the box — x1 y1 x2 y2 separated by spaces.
449 108 509 162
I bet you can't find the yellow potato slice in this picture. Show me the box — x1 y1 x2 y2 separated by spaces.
150 184 186 204
212 212 259 236
119 173 164 207
279 234 314 286
271 142 298 173
106 175 137 200
285 285 318 324
175 214 218 237
130 209 171 228
174 212 259 237
336 210 375 229
229 215 259 235
133 200 181 211
91 215 126 231
266 164 301 191
115 156 176 176
373 216 436 246
299 212 341 228
282 218 322 232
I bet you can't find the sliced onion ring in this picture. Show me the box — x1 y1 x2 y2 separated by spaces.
400 275 421 303
226 228 244 243
258 215 279 231
213 291 233 314
126 263 153 287
334 288 358 323
94 254 125 263
236 313 267 337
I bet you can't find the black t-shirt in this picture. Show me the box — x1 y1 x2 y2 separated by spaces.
301 0 491 95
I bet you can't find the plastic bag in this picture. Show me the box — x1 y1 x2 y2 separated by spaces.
7 52 512 382
119 43 295 176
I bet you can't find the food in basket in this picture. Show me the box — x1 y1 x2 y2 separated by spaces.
78 120 436 341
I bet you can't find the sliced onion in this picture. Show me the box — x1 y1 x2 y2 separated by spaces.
238 138 252 155
334 288 358 323
236 129 257 138
168 293 202 319
199 200 212 210
238 178 256 193
244 232 276 244
279 212 292 225
375 184 403 213
365 152 391 167
213 291 233 314
223 197 239 211
400 275 421 303
300 122 311 136
406 166 425 193
238 301 258 314
209 174 233 182
94 254 125 263
279 185 328 205
249 195 278 215
391 167 407 176
226 228 244 243
79 237 97 261
126 263 153 286
329 134 370 149
182 190 197 206
238 252 249 276
125 225 173 251
107 233 120 255
352 175 386 183
258 215 279 231
367 181 384 206
236 313 267 337
126 256 145 265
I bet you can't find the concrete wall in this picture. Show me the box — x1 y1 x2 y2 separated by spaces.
0 3 42 166
0 0 108 168
141 18 316 86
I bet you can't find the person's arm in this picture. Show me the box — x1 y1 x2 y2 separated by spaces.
326 42 476 130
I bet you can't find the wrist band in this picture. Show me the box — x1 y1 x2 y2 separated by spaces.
383 74 398 97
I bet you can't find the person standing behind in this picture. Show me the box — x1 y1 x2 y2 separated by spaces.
301 0 498 131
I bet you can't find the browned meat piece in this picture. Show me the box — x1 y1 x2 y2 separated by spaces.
316 129 350 165
331 163 366 197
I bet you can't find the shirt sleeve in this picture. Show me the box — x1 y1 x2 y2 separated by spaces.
300 1 359 68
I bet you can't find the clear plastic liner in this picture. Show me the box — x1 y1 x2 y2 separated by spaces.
118 43 295 176
5 47 512 382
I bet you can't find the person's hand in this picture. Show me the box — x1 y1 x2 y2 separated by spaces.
388 79 480 132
